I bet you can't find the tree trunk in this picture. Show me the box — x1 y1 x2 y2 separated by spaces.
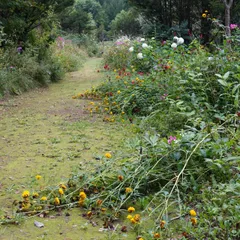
222 0 234 36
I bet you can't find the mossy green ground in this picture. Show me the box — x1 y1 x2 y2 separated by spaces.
0 58 135 239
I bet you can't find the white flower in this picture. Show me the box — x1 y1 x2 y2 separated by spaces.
208 57 214 61
173 36 179 42
171 43 178 48
142 43 148 48
140 38 145 42
129 47 134 52
137 53 143 59
151 37 155 40
177 37 184 45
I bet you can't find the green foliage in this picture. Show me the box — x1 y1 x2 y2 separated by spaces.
0 37 85 97
109 9 141 37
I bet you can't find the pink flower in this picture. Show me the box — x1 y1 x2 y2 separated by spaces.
168 136 176 144
230 24 238 30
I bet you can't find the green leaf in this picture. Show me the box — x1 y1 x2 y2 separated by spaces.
223 71 230 80
215 73 222 78
218 79 228 87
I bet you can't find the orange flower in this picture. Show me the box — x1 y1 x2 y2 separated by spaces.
118 175 124 181
96 199 103 206
154 233 160 239
160 220 166 228
134 214 140 222
191 217 197 226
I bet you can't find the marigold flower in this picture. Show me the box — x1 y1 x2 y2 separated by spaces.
134 214 140 222
189 209 197 217
128 206 135 213
160 220 166 228
105 152 112 158
54 197 60 205
154 233 161 238
22 190 30 198
79 191 87 200
125 187 133 193
202 13 207 18
127 214 132 219
130 217 137 224
138 238 144 240
35 175 42 180
41 196 47 201
101 208 107 212
58 188 64 195
117 90 121 94
191 217 197 226
118 175 124 181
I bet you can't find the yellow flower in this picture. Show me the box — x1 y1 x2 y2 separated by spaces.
117 90 121 94
59 183 67 189
105 152 112 158
138 238 144 240
125 187 133 193
154 233 161 239
134 214 140 222
78 199 84 206
58 188 64 195
54 197 60 205
128 206 135 213
101 208 107 212
35 175 42 180
41 196 47 201
33 192 39 198
130 217 137 224
79 191 87 200
189 209 197 217
127 214 132 219
87 211 92 218
202 13 207 18
160 220 166 228
22 190 30 198
191 217 197 226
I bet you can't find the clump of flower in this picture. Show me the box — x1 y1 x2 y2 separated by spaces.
137 53 143 59
142 43 149 49
191 217 197 226
230 24 238 30
118 175 124 181
54 197 60 205
59 188 64 195
125 187 133 193
168 136 177 144
79 191 87 206
128 206 135 213
35 175 42 180
129 47 134 52
22 190 30 198
105 152 112 158
189 209 197 217
160 220 166 228
154 233 161 239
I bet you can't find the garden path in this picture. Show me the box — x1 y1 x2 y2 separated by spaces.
0 58 130 239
